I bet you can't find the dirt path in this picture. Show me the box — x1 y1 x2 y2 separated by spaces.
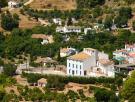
24 0 34 6
14 75 29 86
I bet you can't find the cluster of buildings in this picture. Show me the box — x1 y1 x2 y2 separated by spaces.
56 24 104 34
67 48 115 77
113 44 135 64
65 44 135 78
56 26 81 33
8 0 21 8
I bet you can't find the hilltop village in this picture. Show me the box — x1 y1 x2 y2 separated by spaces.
0 0 135 101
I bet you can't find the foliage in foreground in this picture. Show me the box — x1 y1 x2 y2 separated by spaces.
121 71 135 102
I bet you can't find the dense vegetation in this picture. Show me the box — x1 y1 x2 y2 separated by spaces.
0 0 7 8
1 12 19 31
23 6 85 20
76 0 105 8
121 71 135 101
22 73 123 91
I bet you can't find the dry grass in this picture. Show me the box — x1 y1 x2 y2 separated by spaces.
0 26 3 32
29 0 77 10
10 8 40 29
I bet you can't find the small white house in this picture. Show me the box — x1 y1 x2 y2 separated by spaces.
84 28 92 35
97 59 115 77
60 48 77 57
56 26 81 33
8 1 20 8
53 18 62 25
31 34 54 45
37 78 47 87
56 26 64 33
94 23 104 31
0 66 3 74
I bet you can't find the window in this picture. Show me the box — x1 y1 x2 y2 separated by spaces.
73 64 74 68
84 71 87 75
69 63 70 67
76 65 78 69
80 65 81 70
69 69 71 74
76 70 78 74
72 70 74 75
80 71 81 75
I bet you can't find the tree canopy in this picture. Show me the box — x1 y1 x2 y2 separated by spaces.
121 71 135 102
1 12 19 31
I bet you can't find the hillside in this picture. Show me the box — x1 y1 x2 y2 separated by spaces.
29 0 77 10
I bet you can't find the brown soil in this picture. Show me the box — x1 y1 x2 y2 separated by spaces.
29 0 77 10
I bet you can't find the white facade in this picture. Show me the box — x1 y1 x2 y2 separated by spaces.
97 60 115 77
53 18 62 25
67 59 84 76
67 48 115 77
0 66 3 74
98 51 109 60
8 1 19 8
56 26 81 33
84 28 92 35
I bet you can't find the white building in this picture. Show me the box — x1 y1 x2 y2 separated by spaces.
8 1 20 8
37 78 47 87
67 48 115 77
56 26 81 33
93 23 104 31
53 18 62 25
0 66 3 74
84 28 92 35
60 47 77 57
96 59 115 77
31 34 54 45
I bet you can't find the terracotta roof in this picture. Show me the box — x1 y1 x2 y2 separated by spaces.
31 34 48 39
126 44 135 48
68 52 90 61
98 59 114 65
128 52 135 57
38 78 47 83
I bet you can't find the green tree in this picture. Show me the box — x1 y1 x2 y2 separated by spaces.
0 0 8 8
0 90 6 101
124 0 135 4
94 88 117 102
121 71 135 102
92 6 103 18
1 12 19 31
104 15 113 29
3 64 17 76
